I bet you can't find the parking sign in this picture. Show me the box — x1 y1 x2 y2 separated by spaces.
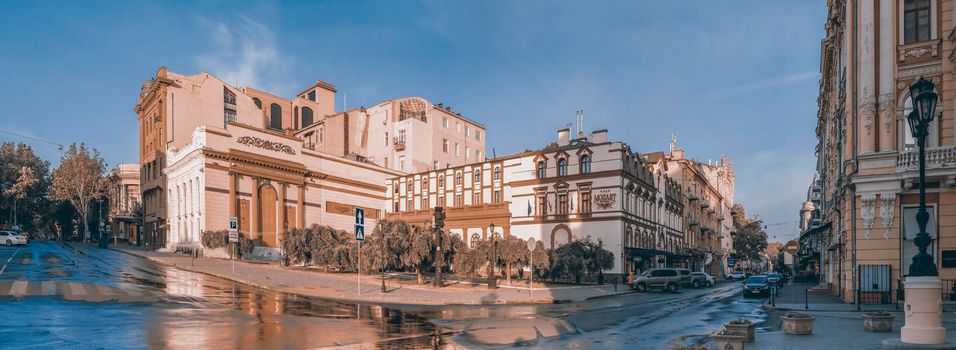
228 217 239 243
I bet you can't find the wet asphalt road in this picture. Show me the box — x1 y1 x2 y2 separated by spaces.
0 242 765 349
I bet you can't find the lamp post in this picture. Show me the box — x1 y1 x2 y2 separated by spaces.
381 229 388 293
488 223 499 289
895 77 949 346
433 207 445 288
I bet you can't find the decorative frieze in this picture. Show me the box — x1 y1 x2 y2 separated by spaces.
236 136 297 155
861 193 877 239
860 96 877 136
878 93 895 135
879 193 896 239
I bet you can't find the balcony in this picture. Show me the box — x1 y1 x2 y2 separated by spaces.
689 219 699 227
699 202 709 209
897 146 956 171
393 137 406 151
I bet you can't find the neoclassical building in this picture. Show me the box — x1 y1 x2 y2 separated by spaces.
136 67 485 254
385 127 727 278
809 0 956 302
107 163 141 244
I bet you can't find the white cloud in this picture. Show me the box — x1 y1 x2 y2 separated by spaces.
195 15 292 95
710 70 819 100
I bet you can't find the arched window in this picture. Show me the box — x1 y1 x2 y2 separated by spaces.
269 103 282 130
471 233 481 249
580 155 591 174
302 107 314 127
537 161 546 178
902 95 939 150
474 169 481 183
494 166 501 180
421 178 428 192
558 158 567 176
253 98 262 109
438 175 445 188
456 172 463 185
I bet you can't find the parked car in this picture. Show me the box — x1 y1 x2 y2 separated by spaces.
728 270 746 280
0 231 27 246
743 275 770 298
677 268 695 288
691 272 715 287
632 268 682 293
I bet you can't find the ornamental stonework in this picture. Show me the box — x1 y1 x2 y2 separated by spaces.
236 136 296 155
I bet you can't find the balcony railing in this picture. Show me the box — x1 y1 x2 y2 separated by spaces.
393 137 405 151
897 146 956 171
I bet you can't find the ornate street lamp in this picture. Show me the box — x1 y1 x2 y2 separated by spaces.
905 77 938 277
433 207 446 288
894 77 949 347
488 223 499 289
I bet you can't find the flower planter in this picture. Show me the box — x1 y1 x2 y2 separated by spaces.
724 319 755 343
862 312 895 332
710 330 747 350
781 313 815 335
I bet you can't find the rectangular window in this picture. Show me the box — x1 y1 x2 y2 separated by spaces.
465 125 470 137
580 191 591 213
434 160 440 170
308 90 317 101
465 146 470 159
476 151 482 161
443 117 448 128
422 197 429 209
398 129 406 143
558 193 568 214
455 194 463 207
493 190 501 203
399 156 405 171
224 109 237 124
476 130 481 141
394 202 400 212
536 194 547 216
457 122 461 133
455 143 460 157
443 139 449 153
904 0 932 44
473 192 481 205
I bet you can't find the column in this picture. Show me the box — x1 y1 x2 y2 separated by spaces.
250 177 259 240
297 184 305 228
878 0 896 152
278 183 287 241
859 0 877 154
228 173 236 218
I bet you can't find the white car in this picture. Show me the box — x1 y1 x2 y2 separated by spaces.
0 231 27 246
728 270 746 280
691 272 716 287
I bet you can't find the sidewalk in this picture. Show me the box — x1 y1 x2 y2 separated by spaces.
733 283 956 349
109 245 630 305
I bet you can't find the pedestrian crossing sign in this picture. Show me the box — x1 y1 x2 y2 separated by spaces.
355 224 365 241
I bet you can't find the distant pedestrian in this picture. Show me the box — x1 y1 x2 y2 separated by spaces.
613 276 618 292
628 271 635 286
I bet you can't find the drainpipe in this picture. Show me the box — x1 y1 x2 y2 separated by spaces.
849 0 859 306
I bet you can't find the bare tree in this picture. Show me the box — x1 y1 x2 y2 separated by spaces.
5 166 38 227
50 144 108 241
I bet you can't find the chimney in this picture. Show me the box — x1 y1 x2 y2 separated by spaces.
590 129 608 143
436 102 443 108
557 127 570 146
672 148 685 160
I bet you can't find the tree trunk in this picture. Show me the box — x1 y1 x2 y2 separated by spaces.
416 263 425 285
82 210 90 241
506 262 512 285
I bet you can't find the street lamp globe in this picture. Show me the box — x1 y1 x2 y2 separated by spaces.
907 77 938 138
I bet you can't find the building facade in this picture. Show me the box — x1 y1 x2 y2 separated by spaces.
137 68 486 254
386 127 733 278
107 163 141 244
809 0 956 302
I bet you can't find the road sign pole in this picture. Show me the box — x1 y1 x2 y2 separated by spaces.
357 241 361 296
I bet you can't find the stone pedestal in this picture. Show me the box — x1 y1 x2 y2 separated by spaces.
901 276 947 345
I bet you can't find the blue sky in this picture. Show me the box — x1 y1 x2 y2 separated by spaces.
0 1 825 241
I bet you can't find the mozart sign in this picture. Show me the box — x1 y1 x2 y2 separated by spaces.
594 189 617 210
236 136 296 155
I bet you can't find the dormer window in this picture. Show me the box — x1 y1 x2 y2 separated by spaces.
307 90 316 101
557 158 568 176
537 161 546 179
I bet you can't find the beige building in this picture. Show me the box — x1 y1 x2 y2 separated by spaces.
137 68 417 256
809 0 956 303
384 126 734 278
107 163 141 243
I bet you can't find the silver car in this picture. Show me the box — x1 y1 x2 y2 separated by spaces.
632 268 682 293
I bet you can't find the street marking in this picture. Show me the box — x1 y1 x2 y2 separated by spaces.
41 281 56 295
0 247 20 275
68 282 87 296
10 281 27 296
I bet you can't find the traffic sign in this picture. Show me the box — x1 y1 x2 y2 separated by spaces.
355 208 365 225
228 217 239 243
354 208 365 241
785 240 800 255
727 257 737 266
355 225 365 241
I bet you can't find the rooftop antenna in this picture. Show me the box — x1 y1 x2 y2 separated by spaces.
576 110 585 138
492 147 497 159
343 93 347 112
669 133 677 153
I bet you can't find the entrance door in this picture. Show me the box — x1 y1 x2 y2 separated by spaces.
259 185 278 247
